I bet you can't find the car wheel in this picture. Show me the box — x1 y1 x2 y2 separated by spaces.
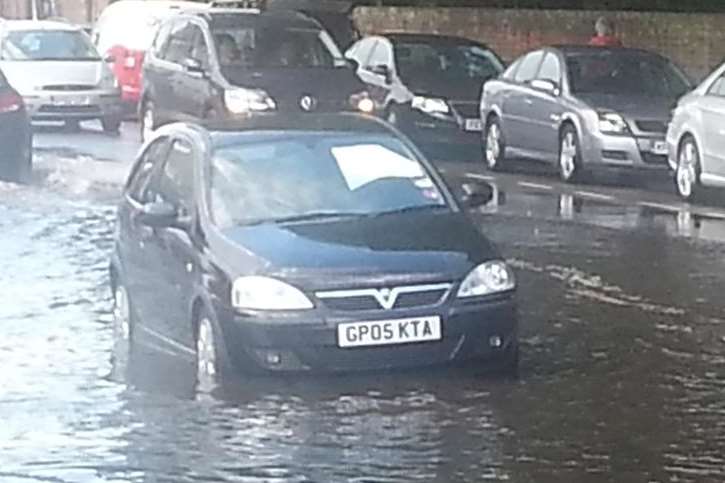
194 307 231 390
140 100 157 142
101 116 122 135
111 279 134 377
676 137 701 201
483 117 506 171
559 125 583 183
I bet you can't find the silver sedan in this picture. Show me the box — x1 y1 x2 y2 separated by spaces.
480 46 691 182
667 61 725 200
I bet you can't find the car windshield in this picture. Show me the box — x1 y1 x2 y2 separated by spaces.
566 51 691 97
1 29 101 61
209 132 448 228
395 41 503 82
212 26 345 69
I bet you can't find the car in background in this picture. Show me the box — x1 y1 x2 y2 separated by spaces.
109 113 518 381
0 19 124 133
667 61 725 200
139 8 371 141
345 33 504 156
0 66 32 182
481 46 692 182
92 0 204 114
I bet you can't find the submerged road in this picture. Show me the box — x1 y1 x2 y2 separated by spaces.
2 122 725 482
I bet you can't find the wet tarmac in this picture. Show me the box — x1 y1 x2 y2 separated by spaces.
2 124 725 482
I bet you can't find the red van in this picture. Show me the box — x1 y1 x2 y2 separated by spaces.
92 0 203 113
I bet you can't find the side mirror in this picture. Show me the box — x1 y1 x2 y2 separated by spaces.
371 64 392 84
346 58 360 71
138 201 183 228
530 78 560 96
183 57 206 77
104 54 116 63
460 181 494 208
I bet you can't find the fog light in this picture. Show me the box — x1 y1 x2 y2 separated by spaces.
489 335 503 348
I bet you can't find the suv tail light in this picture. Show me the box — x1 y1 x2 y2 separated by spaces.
0 91 23 113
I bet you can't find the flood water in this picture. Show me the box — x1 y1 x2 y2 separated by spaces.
2 146 725 482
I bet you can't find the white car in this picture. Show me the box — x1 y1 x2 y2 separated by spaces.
0 19 123 133
667 61 725 200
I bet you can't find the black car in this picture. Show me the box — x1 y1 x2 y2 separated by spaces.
139 8 372 141
345 33 504 155
110 113 518 382
0 67 32 182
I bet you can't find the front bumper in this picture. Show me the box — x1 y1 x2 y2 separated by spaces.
402 108 482 147
216 296 518 373
580 129 669 171
22 88 124 122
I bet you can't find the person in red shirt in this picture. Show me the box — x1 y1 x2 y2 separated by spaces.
589 16 623 47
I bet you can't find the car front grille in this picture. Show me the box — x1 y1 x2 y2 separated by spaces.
635 120 667 134
38 105 99 114
41 85 96 91
316 283 452 312
641 152 668 165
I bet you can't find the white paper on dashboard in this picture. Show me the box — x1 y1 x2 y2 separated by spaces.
330 144 425 191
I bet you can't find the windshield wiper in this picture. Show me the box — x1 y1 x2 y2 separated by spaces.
242 211 368 226
373 204 449 217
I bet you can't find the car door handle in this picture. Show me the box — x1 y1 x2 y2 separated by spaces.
524 97 534 105
550 114 561 122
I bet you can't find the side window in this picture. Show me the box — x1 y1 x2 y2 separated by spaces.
151 20 174 58
514 51 544 83
164 21 196 65
189 25 210 68
537 53 561 83
126 138 170 203
153 140 195 212
502 58 521 80
709 75 725 97
368 40 392 69
348 38 373 67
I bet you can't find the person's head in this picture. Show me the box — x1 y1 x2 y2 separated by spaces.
215 33 240 64
595 16 615 37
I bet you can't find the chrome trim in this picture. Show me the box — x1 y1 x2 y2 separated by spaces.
316 283 453 310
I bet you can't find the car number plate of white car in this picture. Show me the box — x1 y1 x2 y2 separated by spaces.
651 140 668 155
464 118 483 132
337 316 441 348
51 96 91 106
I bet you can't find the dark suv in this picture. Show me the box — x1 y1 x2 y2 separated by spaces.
139 8 372 141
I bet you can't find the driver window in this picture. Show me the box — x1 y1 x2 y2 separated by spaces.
367 40 392 71
126 138 170 203
709 75 725 97
165 21 195 65
150 140 195 213
189 26 210 68
515 51 544 83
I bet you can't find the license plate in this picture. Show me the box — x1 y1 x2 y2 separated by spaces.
651 140 668 155
337 316 441 348
464 118 483 132
51 96 90 106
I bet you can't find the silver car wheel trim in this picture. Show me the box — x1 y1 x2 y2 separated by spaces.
196 317 217 381
560 132 577 179
142 105 154 141
113 286 131 341
677 142 696 198
486 123 500 168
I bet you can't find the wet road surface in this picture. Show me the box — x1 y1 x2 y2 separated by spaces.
3 123 725 482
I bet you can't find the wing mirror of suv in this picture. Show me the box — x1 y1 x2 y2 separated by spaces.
183 58 207 78
460 181 494 209
371 64 392 84
138 201 190 230
104 54 116 63
530 79 561 96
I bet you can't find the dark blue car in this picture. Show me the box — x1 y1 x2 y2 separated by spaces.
110 113 518 384
0 67 32 182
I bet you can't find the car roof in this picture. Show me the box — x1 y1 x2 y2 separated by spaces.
381 32 489 48
190 8 321 29
552 45 667 59
0 19 82 32
174 113 398 145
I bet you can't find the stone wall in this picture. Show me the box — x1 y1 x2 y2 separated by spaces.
353 7 725 80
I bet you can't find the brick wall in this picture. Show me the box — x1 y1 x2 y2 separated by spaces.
353 7 725 80
0 0 110 23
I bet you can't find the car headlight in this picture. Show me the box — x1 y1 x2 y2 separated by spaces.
457 261 516 298
411 95 450 115
597 111 629 134
224 88 276 114
231 276 313 311
349 90 375 114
